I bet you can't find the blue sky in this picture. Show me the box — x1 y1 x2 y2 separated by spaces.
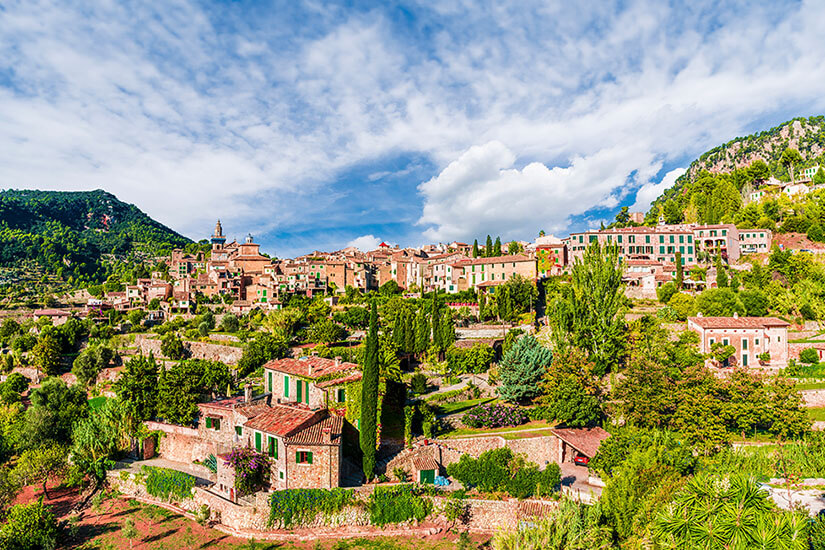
1 1 824 257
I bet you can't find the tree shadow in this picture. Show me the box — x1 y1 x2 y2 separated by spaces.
143 528 178 543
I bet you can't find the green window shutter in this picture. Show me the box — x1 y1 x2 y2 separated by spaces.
305 381 310 404
284 375 289 398
307 452 313 465
268 436 276 458
235 426 242 436
296 451 301 463
205 417 212 429
214 418 220 430
255 432 262 452
297 380 303 402
267 372 273 393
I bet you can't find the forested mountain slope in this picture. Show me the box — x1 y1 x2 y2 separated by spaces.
0 189 191 283
645 116 825 228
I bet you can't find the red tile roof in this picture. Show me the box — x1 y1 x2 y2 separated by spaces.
551 427 610 458
263 356 360 380
412 455 439 472
688 316 790 329
286 414 343 446
243 404 323 437
33 308 71 317
315 371 363 389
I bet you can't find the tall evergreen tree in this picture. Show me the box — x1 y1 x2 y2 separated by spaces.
431 295 442 351
472 239 479 258
414 308 429 354
498 334 553 403
359 301 380 479
674 251 684 289
485 235 493 257
715 255 728 288
440 309 456 349
403 310 415 354
493 237 502 256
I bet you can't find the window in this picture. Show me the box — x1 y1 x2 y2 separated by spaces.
235 426 242 436
742 338 748 350
709 338 715 345
337 388 346 402
267 436 278 459
645 236 651 244
267 371 273 393
304 381 310 404
205 417 220 430
296 451 313 464
297 379 302 402
679 235 684 243
669 235 674 243
723 338 729 346
284 375 290 398
255 431 262 452
755 338 760 345
742 354 748 366
279 471 284 479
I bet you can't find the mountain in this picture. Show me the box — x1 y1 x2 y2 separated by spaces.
0 189 191 282
645 116 825 227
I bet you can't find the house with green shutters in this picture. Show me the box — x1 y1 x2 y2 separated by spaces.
262 356 362 412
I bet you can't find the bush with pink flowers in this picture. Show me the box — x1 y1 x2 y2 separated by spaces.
462 403 527 429
224 447 271 496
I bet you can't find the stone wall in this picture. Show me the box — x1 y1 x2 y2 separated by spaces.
133 335 244 364
109 469 557 534
147 421 213 464
802 389 825 408
508 435 561 468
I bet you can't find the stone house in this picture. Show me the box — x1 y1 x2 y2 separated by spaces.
452 255 537 292
687 314 790 367
262 356 362 411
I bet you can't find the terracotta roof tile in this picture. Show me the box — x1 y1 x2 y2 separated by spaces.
243 404 322 437
263 356 360 380
315 371 363 389
688 316 790 329
286 415 343 446
551 427 610 458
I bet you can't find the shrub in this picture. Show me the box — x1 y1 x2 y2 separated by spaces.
447 448 558 498
141 466 195 501
368 485 433 526
223 447 270 497
800 347 820 364
0 498 59 550
268 488 355 528
410 373 428 394
462 403 527 429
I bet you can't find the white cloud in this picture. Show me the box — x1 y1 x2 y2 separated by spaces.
1 1 825 252
631 167 687 213
418 141 657 241
346 234 382 251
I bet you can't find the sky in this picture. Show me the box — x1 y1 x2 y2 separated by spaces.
1 1 825 257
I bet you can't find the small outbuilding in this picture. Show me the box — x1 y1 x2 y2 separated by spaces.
551 427 610 464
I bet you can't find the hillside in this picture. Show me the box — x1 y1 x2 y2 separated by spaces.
646 115 825 227
0 189 191 283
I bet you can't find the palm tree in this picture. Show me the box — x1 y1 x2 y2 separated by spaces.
653 474 808 550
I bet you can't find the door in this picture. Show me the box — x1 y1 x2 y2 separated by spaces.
419 469 435 484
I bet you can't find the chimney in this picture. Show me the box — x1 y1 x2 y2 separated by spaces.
322 427 332 444
334 356 342 367
244 384 252 403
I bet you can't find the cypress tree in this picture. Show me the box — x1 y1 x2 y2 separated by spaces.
440 309 455 349
360 301 379 479
485 235 493 257
479 292 487 320
414 308 429 354
715 255 728 288
472 239 479 258
493 237 502 256
403 310 415 354
431 295 442 351
675 251 684 289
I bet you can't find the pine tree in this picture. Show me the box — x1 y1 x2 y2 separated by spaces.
360 301 380 480
498 334 553 403
472 239 479 258
485 235 493 257
493 237 502 256
675 251 684 289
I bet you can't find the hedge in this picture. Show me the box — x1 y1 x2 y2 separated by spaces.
141 465 195 501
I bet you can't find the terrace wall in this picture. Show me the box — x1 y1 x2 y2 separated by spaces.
133 335 243 364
